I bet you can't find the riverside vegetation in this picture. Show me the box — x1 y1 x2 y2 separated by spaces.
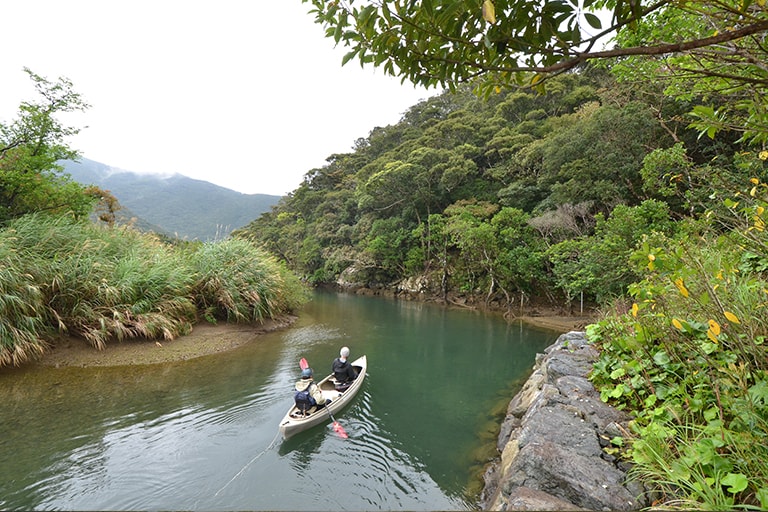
0 71 308 368
4 1 768 507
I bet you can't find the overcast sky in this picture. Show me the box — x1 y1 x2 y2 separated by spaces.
1 1 436 196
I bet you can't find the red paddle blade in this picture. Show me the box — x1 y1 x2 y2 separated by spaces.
332 421 348 439
299 357 308 370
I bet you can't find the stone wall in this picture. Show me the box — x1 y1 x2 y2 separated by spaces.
481 331 648 511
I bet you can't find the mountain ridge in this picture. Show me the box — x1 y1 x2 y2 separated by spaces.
62 158 281 241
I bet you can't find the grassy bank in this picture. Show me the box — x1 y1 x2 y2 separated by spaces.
587 180 768 509
0 214 308 367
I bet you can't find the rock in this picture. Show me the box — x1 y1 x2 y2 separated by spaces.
482 332 648 511
503 441 640 511
517 405 603 458
504 486 584 511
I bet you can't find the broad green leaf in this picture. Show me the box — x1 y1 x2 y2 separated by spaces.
341 49 358 66
757 488 768 509
583 12 602 29
721 473 748 494
653 350 670 366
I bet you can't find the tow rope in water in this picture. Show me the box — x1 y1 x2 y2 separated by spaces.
213 431 281 497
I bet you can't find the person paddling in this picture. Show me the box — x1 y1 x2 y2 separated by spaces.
331 346 358 391
293 367 328 414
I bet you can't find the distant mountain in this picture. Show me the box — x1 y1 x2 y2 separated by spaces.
62 158 282 241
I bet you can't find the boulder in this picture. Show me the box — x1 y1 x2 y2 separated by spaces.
482 332 648 511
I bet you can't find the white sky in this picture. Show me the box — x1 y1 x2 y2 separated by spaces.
0 1 435 196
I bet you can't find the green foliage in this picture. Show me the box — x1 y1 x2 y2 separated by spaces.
301 0 767 93
240 70 738 311
0 240 48 366
538 102 668 213
547 200 675 303
610 2 768 148
588 180 768 509
0 69 94 223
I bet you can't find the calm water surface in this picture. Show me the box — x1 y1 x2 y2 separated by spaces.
0 292 559 510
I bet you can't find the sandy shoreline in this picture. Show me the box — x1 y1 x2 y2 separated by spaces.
31 314 593 369
36 316 297 368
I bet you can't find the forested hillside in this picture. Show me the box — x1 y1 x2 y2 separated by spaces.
235 68 728 311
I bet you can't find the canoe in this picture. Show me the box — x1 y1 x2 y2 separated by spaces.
278 355 367 439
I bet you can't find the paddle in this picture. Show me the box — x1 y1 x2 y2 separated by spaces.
299 357 348 439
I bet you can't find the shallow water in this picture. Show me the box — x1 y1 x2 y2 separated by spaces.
0 291 559 510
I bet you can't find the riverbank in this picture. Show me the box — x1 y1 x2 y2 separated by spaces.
481 331 646 511
35 316 297 368
31 310 591 368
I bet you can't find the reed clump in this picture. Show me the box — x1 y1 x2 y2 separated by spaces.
0 214 308 366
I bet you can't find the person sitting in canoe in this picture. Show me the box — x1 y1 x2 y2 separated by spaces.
294 367 328 414
331 346 358 391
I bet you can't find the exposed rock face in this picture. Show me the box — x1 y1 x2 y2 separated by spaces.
481 331 648 511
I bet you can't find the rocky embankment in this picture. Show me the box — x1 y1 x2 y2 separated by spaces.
481 331 648 511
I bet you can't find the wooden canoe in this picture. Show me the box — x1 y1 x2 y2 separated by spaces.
278 355 367 439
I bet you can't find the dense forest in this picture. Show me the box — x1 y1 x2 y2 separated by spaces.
233 68 741 311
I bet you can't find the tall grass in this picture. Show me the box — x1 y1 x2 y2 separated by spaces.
187 237 309 323
0 214 308 365
0 244 49 366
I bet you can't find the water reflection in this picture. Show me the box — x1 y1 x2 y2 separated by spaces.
0 292 559 511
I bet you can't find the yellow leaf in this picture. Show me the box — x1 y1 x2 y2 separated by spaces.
758 206 765 215
708 319 721 336
632 303 638 317
672 318 684 330
724 311 741 324
750 177 760 184
707 329 719 344
759 151 768 161
674 278 689 297
648 253 656 261
482 0 496 24
759 0 766 7
751 186 758 197
716 270 723 280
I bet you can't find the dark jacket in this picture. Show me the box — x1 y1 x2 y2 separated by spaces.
332 357 358 383
294 378 327 405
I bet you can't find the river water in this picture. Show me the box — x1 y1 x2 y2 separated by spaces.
0 291 559 511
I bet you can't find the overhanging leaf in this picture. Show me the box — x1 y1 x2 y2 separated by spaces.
482 0 496 24
583 12 602 29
